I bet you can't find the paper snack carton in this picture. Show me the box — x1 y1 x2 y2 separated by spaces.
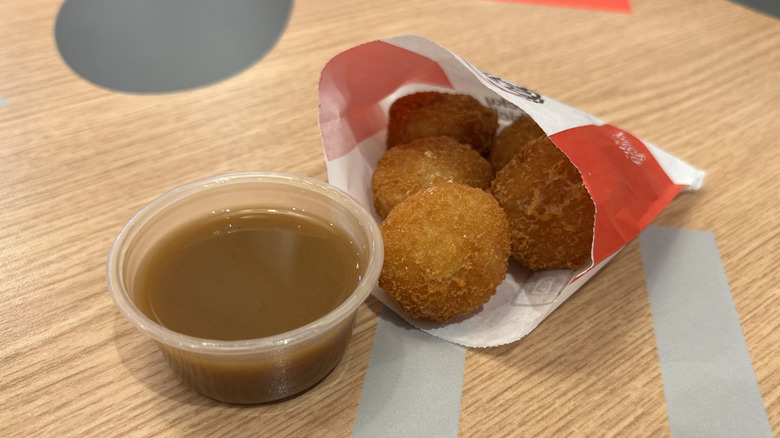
318 35 704 347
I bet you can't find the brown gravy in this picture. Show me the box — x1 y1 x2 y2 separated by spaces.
135 209 362 340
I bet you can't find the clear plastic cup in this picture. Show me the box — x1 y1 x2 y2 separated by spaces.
106 172 383 404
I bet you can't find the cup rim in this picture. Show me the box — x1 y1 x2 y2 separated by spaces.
106 171 383 355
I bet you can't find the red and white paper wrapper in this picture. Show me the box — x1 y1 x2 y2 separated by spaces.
318 35 704 347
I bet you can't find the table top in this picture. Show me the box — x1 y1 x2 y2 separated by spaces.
2 0 778 436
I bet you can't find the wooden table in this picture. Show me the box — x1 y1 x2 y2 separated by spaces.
2 0 778 435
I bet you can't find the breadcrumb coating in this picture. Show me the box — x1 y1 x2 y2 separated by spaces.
489 114 547 172
386 92 498 155
379 183 511 322
490 137 595 270
372 137 494 218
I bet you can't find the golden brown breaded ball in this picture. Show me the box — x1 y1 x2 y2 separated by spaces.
379 183 511 322
371 137 494 218
489 114 548 172
386 92 498 155
490 137 595 271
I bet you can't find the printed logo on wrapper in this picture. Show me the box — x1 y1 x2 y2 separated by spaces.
483 96 529 123
318 34 704 348
458 58 545 105
511 269 576 307
613 131 646 165
482 72 545 104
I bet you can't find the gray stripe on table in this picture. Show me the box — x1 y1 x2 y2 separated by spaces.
352 306 466 438
640 226 772 438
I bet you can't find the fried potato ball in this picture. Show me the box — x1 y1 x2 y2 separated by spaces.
371 137 494 218
489 114 548 172
386 92 498 155
379 183 511 322
490 137 595 270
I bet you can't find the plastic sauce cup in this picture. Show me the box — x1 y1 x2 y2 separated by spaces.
107 172 383 404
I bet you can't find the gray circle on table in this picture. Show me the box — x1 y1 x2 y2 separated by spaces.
729 0 780 19
55 0 293 94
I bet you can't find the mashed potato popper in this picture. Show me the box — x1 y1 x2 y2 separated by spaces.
318 35 704 347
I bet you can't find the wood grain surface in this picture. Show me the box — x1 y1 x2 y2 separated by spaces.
1 0 778 436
